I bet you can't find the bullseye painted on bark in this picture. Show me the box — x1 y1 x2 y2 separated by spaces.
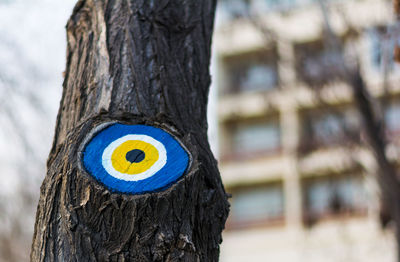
82 123 190 194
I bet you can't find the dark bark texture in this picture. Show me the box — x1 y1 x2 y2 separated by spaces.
350 71 400 261
31 0 229 261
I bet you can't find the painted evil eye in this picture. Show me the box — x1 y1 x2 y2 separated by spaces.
82 123 190 194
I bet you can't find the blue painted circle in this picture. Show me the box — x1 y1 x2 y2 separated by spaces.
82 124 190 194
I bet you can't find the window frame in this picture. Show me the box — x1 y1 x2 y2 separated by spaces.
299 106 361 152
222 117 282 161
294 39 345 86
302 173 368 226
226 182 286 229
221 49 279 96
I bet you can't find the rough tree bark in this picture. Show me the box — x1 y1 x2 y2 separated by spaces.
350 71 400 261
31 0 229 261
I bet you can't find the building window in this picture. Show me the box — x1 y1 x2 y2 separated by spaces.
217 0 342 22
295 41 343 85
218 0 299 20
385 102 400 134
303 174 367 225
252 0 299 12
229 184 284 228
232 121 280 157
224 51 278 95
301 109 360 151
239 64 277 92
217 0 249 22
368 26 394 72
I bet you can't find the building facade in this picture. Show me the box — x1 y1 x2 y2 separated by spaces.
213 0 400 261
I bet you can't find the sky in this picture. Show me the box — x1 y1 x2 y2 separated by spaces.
0 1 77 258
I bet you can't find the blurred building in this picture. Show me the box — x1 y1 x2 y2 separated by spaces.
213 0 400 261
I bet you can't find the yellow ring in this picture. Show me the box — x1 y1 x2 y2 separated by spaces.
111 140 159 175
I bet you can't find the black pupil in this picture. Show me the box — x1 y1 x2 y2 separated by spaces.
126 149 145 163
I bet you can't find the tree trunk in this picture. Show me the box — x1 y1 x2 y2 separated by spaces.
31 0 229 261
350 71 400 261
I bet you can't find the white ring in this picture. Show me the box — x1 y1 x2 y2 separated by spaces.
102 135 167 181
